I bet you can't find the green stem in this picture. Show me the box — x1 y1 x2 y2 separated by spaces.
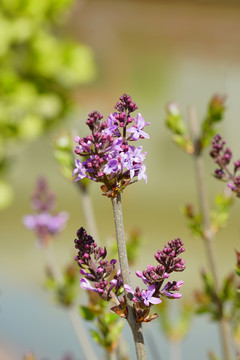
189 106 232 360
111 194 146 360
169 340 181 360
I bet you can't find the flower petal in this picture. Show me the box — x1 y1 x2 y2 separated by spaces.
124 284 134 295
80 278 98 293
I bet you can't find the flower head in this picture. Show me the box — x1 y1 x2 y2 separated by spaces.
73 94 150 196
76 229 186 323
210 134 240 197
122 238 185 322
124 284 162 307
127 113 150 141
23 177 68 247
74 227 119 301
160 280 184 299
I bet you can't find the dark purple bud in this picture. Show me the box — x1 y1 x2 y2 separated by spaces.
234 160 240 173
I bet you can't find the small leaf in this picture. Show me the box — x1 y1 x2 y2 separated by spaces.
90 330 103 345
79 306 95 321
0 180 14 209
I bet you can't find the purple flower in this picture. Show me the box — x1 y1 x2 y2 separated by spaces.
136 271 149 284
127 113 150 141
102 113 120 137
141 285 162 306
124 284 134 295
123 146 147 181
73 159 87 181
137 164 147 183
103 158 121 175
210 134 240 197
75 228 119 300
30 177 56 212
80 278 98 293
161 280 184 299
124 284 162 307
227 182 235 190
73 95 150 196
23 212 68 241
23 178 69 248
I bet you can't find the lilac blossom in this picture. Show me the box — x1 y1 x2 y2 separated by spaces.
161 280 184 299
23 212 68 235
72 94 150 197
123 237 185 321
210 134 240 197
127 113 150 140
76 228 186 322
30 177 56 212
80 278 98 293
103 158 122 176
124 284 162 306
102 113 120 137
73 159 87 180
74 227 120 301
23 178 69 247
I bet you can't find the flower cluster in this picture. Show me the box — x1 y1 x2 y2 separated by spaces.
73 94 150 197
23 177 69 247
210 134 240 197
124 238 185 322
74 227 121 302
75 228 186 323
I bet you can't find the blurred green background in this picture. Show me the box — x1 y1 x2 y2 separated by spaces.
1 0 240 359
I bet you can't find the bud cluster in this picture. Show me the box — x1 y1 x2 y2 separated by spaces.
125 238 185 320
30 177 56 212
210 134 240 197
74 227 120 301
73 94 150 197
75 229 186 323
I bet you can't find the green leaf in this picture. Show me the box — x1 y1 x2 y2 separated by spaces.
90 329 103 345
165 102 186 135
236 266 240 277
219 274 235 302
0 180 14 209
210 191 233 234
79 306 96 321
106 320 124 345
200 94 226 148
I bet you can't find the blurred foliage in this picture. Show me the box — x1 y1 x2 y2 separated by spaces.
208 351 220 360
183 190 233 238
165 94 226 155
165 102 194 154
157 300 193 344
210 190 233 234
23 353 36 360
166 94 240 356
53 132 75 181
182 203 203 237
200 95 226 149
53 131 90 191
0 0 96 208
194 269 240 328
23 352 75 360
45 263 79 307
79 291 124 355
236 250 240 278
